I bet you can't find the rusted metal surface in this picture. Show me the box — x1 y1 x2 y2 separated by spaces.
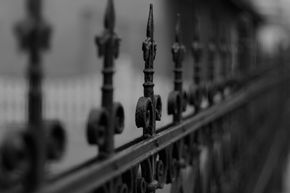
0 0 289 193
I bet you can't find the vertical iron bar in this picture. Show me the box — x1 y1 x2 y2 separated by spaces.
135 5 162 192
219 24 228 91
27 1 44 190
143 5 156 190
171 14 186 123
225 28 231 83
15 0 51 190
192 15 202 86
189 14 203 112
143 4 155 102
206 12 217 104
136 3 160 136
95 0 120 157
207 39 215 84
237 16 249 81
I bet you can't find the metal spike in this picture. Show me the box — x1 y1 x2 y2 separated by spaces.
27 0 40 17
175 14 181 43
104 0 115 32
146 4 154 39
136 3 161 138
14 0 51 190
90 0 122 158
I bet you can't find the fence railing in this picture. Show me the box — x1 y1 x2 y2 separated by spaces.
0 0 290 193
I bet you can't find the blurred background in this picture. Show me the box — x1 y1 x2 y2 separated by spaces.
0 0 290 192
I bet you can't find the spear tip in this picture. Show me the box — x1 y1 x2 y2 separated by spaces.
175 13 182 43
104 0 115 31
146 4 154 39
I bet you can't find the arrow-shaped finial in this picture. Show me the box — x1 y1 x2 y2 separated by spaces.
27 0 42 19
104 0 115 32
146 4 154 39
175 14 182 43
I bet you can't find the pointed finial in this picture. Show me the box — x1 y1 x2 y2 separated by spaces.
96 0 120 58
136 3 161 137
89 0 123 158
27 0 42 18
15 0 51 52
104 0 115 32
175 14 181 43
146 4 154 39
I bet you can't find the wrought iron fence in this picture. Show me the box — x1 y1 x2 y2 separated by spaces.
0 0 290 193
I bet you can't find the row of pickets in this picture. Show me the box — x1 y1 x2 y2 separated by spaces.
0 0 253 192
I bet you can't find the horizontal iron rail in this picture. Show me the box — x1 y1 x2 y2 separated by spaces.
35 69 288 193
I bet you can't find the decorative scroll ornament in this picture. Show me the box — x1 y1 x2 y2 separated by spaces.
87 0 124 158
168 14 187 123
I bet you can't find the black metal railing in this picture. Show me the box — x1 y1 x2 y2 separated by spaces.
0 0 290 193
